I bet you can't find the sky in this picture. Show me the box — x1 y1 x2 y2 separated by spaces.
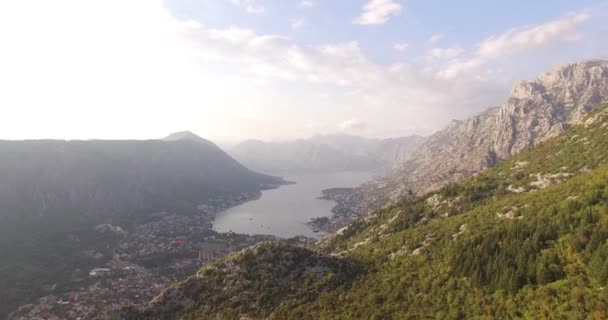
0 0 607 144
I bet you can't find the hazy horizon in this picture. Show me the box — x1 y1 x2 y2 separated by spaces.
0 129 426 147
1 0 607 143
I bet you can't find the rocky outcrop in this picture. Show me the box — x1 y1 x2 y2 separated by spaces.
352 60 608 211
493 60 608 157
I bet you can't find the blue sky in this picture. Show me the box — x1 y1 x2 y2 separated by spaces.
0 0 607 143
166 0 606 65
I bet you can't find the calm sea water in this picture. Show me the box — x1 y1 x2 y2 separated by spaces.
212 171 374 238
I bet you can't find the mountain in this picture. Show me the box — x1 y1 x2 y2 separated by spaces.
163 131 212 143
230 134 424 174
346 60 608 212
116 102 608 319
0 132 283 318
0 132 281 221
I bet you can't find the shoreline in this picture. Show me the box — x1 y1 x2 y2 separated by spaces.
8 181 298 320
307 187 363 234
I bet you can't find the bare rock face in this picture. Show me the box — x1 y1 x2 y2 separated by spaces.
493 60 608 157
356 60 608 210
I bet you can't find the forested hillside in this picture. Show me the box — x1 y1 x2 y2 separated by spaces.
120 103 608 319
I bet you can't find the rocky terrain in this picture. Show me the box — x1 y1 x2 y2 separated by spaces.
340 60 608 215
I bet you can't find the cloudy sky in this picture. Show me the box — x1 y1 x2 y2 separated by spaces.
0 0 607 143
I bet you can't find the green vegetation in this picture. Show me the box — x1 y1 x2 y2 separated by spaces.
119 103 608 319
115 242 360 320
276 103 608 319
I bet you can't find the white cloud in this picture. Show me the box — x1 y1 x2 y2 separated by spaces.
185 26 383 86
477 11 590 58
428 33 444 43
299 0 314 8
354 0 402 25
0 0 392 140
291 19 305 29
393 42 409 52
427 46 464 59
230 0 265 14
435 11 592 80
339 119 368 132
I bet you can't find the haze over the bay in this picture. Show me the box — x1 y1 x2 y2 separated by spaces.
0 0 606 143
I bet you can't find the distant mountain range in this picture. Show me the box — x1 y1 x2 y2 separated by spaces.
230 134 424 174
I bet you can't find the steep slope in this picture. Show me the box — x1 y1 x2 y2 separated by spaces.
230 134 424 174
119 102 608 319
348 60 608 212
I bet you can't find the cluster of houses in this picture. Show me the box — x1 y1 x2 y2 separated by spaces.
10 209 280 319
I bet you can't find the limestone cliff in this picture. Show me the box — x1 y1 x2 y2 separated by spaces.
355 60 608 211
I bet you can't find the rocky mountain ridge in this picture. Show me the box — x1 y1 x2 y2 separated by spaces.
353 60 608 211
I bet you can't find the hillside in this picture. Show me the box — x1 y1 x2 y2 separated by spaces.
117 102 608 318
0 132 283 319
337 60 608 215
230 134 424 174
114 242 360 320
0 132 280 221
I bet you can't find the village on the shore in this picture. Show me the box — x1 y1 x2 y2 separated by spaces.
9 193 315 320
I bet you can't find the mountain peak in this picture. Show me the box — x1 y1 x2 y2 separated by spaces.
537 59 608 87
163 131 210 143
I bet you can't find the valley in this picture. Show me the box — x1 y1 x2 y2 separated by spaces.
1 139 375 319
4 2 608 319
114 61 608 320
1 62 607 320
6 168 371 319
119 99 608 320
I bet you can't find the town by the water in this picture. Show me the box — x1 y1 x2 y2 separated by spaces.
9 193 315 320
